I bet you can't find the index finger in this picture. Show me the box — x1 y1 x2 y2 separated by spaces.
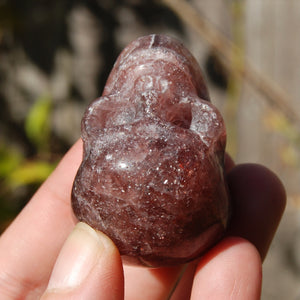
0 140 83 298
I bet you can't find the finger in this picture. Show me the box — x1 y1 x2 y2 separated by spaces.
124 264 185 300
0 140 83 299
191 237 262 300
41 222 124 300
224 153 235 173
226 163 286 260
169 262 197 300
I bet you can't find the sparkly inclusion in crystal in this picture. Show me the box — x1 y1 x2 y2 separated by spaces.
72 34 230 267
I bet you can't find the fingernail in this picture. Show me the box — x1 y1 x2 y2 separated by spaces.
46 222 104 291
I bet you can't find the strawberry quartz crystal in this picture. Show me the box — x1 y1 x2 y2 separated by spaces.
71 34 230 267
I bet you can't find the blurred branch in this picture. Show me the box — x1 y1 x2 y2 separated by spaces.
224 0 245 158
161 0 300 131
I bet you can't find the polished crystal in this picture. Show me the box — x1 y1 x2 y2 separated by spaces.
72 34 230 267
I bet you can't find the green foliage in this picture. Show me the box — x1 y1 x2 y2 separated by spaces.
0 141 57 190
5 160 56 188
264 110 300 167
0 144 23 178
25 95 52 151
0 94 57 230
264 110 300 145
1 94 56 189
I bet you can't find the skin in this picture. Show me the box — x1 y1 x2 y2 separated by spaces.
0 139 286 299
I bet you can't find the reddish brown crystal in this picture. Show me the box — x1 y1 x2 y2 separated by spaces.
72 34 230 267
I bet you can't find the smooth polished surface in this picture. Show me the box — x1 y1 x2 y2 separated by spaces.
72 34 230 267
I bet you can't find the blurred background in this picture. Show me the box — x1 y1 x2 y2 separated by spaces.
0 0 299 298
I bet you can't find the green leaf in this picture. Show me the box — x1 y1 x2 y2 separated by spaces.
25 95 52 150
0 143 23 177
6 160 56 187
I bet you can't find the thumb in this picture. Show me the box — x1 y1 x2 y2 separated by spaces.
41 222 124 300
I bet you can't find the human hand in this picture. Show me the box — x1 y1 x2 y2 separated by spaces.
0 140 286 299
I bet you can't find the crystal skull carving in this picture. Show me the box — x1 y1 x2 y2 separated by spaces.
71 34 230 267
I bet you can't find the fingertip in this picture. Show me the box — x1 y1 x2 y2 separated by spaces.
226 163 286 260
228 163 286 208
191 237 262 300
224 153 235 173
42 222 124 300
196 236 261 271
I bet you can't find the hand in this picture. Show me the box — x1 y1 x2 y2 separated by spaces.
0 140 286 299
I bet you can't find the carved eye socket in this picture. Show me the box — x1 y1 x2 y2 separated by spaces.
165 102 192 129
